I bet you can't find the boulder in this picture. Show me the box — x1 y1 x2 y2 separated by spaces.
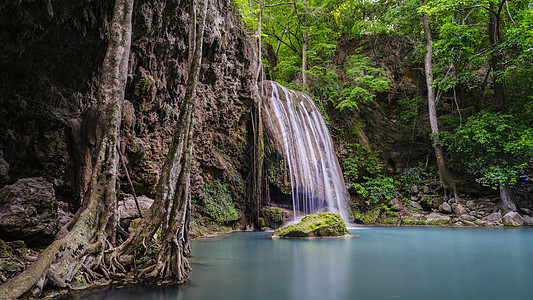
502 212 525 227
485 212 502 222
389 198 403 211
426 213 451 225
409 200 423 210
523 215 533 226
272 212 349 238
261 206 292 229
452 203 468 217
0 152 9 183
0 240 27 284
118 194 154 228
520 208 532 215
0 178 58 246
438 202 453 214
459 214 478 226
428 197 445 210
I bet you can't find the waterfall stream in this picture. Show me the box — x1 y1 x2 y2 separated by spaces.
263 81 349 221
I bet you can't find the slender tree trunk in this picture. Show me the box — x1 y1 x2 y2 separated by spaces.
301 0 309 91
499 181 517 213
108 0 209 282
489 1 506 107
0 0 133 297
421 11 458 199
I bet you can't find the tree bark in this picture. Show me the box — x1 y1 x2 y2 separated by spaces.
488 1 506 107
108 0 209 282
0 0 133 297
421 11 458 200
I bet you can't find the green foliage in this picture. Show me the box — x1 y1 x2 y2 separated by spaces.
354 175 399 205
441 112 533 188
396 164 434 193
133 77 155 97
200 180 240 224
334 53 391 110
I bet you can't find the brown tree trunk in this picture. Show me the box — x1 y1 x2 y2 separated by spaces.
421 11 458 200
489 1 506 107
0 0 133 297
108 0 209 283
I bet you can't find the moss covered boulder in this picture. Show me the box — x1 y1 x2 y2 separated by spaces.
260 206 292 229
272 212 349 238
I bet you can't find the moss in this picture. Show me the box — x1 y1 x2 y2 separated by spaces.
401 217 427 225
272 212 349 238
380 217 399 224
261 207 286 228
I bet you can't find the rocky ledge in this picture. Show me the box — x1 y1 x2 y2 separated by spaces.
272 212 350 238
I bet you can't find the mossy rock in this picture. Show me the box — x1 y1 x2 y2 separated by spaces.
272 212 349 238
261 206 291 229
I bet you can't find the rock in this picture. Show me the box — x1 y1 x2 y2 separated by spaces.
0 240 28 283
466 200 476 210
452 203 468 217
57 201 73 228
485 212 502 222
389 198 403 211
428 196 445 209
0 178 58 246
520 208 532 215
438 202 453 214
459 214 478 226
118 194 154 228
0 151 9 183
502 212 525 227
523 215 533 226
409 200 423 210
272 212 349 238
261 206 292 229
426 213 451 225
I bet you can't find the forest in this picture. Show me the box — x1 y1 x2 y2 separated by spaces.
0 0 532 298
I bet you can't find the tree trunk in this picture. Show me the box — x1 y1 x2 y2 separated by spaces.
421 11 458 199
301 0 309 91
108 0 209 282
0 0 133 297
499 181 517 213
489 1 506 107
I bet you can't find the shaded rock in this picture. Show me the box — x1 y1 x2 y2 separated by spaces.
389 198 403 211
409 200 423 210
475 219 487 226
0 151 9 183
523 215 533 226
466 200 476 210
520 208 532 215
428 196 445 209
0 178 58 246
452 203 468 217
485 212 502 222
261 206 292 229
502 212 524 227
272 212 349 238
57 201 73 228
0 240 29 283
426 213 450 225
118 194 154 228
439 202 453 214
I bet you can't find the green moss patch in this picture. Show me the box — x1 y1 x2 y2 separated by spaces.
272 212 349 238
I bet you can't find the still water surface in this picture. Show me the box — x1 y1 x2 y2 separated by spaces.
77 227 533 299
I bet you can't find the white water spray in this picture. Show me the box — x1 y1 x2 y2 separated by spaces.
263 81 349 221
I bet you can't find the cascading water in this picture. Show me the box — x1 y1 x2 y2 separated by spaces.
263 81 349 221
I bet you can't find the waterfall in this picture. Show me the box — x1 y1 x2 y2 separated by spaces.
263 81 349 221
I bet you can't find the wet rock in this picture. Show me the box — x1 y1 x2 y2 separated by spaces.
272 212 349 238
118 194 154 228
426 213 450 225
0 178 58 246
261 206 292 229
438 202 453 214
523 215 533 226
389 198 403 211
502 212 524 227
452 203 468 218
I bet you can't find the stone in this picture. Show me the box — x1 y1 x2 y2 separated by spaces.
0 151 9 183
452 203 468 217
118 194 154 228
466 200 476 210
0 178 58 246
389 198 403 211
502 212 525 227
438 202 453 214
426 213 451 225
57 201 73 228
485 212 503 222
428 196 445 209
0 240 28 283
523 215 533 226
272 212 349 238
261 206 292 229
459 214 478 226
409 200 423 210
520 208 532 215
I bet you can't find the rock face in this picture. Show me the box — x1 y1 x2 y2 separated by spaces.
0 240 27 284
118 194 154 228
502 212 525 227
426 213 451 225
272 212 349 238
0 178 58 246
